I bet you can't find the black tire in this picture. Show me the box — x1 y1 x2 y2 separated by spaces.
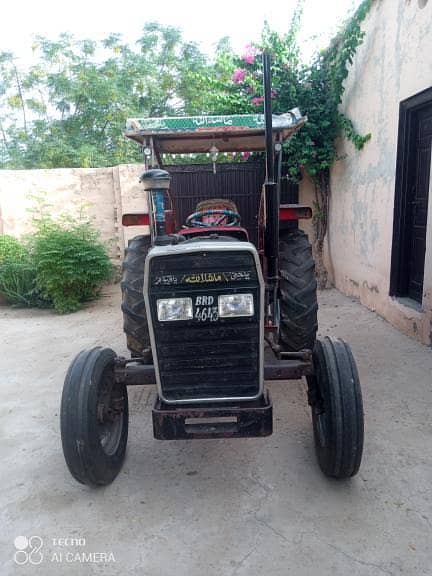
121 235 151 357
308 337 364 479
60 347 128 486
278 229 318 352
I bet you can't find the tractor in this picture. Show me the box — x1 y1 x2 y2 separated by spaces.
60 53 364 486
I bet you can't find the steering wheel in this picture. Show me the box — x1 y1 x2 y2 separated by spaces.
185 209 241 228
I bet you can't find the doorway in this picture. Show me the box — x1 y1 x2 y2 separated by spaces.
390 87 432 304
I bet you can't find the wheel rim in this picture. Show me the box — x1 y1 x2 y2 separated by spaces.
97 368 126 456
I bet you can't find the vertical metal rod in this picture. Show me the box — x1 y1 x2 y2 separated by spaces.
262 51 280 322
263 52 275 184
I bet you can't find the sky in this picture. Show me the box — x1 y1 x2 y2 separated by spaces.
1 0 362 65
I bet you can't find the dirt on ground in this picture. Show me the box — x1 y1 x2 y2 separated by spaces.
1 285 432 575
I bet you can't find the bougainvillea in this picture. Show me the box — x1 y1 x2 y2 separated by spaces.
232 68 247 83
242 44 256 65
199 1 374 285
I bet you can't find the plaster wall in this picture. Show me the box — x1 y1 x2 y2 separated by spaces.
298 171 315 242
116 163 149 247
315 0 432 345
0 164 147 262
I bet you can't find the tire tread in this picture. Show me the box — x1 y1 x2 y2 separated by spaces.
121 235 151 356
311 337 364 479
60 347 128 486
279 229 318 351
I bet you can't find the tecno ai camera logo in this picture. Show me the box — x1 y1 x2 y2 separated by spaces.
14 535 44 565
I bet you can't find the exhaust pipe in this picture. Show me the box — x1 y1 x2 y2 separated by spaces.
262 52 280 321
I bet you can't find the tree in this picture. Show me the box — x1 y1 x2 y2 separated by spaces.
0 24 209 168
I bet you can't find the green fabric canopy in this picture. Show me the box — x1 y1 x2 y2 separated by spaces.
125 109 306 153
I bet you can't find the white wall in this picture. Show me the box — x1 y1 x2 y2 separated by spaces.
305 0 432 345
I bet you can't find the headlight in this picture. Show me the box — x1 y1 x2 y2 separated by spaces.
157 297 193 322
218 293 254 318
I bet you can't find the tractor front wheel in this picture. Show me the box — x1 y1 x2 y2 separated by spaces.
308 337 364 478
60 347 129 486
278 229 318 352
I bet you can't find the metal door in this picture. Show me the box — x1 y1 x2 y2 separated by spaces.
407 105 432 302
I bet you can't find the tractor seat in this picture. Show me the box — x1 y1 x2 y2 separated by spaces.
181 197 248 239
195 199 240 226
195 199 239 213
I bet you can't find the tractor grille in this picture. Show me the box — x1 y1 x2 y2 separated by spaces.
147 246 262 402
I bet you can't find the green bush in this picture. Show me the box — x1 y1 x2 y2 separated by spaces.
0 218 113 313
0 261 39 306
0 234 28 263
32 220 113 313
0 235 38 306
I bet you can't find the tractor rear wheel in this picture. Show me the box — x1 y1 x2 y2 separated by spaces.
278 229 318 352
308 337 364 478
121 235 151 357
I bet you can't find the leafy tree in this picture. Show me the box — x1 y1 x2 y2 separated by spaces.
0 24 209 168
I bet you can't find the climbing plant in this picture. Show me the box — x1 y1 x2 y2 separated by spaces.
202 0 374 285
296 0 374 285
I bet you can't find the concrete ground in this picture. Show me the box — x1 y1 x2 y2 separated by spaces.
1 285 432 576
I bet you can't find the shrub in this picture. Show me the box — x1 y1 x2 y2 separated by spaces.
0 234 28 263
32 220 113 313
0 235 38 306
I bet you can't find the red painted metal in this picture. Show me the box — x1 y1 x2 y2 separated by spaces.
122 213 150 226
279 204 312 221
178 226 249 241
122 210 176 232
165 210 176 234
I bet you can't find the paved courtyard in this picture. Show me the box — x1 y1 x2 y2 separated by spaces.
1 285 431 575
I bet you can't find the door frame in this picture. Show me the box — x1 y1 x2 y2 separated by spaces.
390 86 432 299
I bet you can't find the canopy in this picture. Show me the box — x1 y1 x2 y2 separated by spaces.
125 108 306 153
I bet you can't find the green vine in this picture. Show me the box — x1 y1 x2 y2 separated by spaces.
191 0 374 285
223 1 373 285
303 0 374 285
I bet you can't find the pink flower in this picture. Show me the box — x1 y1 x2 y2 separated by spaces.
251 96 264 107
232 68 246 83
241 152 251 160
242 44 255 65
